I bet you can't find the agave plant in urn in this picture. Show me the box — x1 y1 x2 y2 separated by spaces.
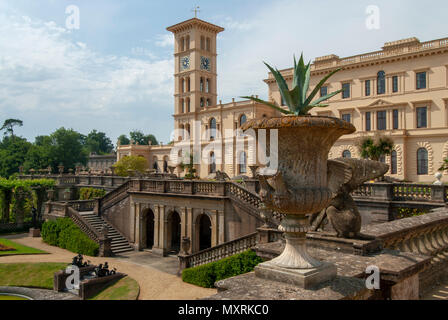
241 54 356 288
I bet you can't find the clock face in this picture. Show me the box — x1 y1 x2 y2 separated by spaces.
200 56 211 72
180 56 190 71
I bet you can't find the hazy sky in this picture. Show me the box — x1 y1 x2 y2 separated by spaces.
1 0 447 144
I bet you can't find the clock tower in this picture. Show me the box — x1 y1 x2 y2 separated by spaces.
167 18 224 138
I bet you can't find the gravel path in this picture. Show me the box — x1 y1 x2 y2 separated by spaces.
0 234 216 300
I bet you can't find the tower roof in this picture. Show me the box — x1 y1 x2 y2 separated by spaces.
167 18 224 34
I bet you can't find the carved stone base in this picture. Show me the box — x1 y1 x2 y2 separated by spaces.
255 260 337 289
29 228 41 238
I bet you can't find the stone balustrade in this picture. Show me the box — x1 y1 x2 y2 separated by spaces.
178 232 258 272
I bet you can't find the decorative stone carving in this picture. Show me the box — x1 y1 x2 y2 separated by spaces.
242 115 355 288
338 144 357 158
433 172 443 185
309 158 389 239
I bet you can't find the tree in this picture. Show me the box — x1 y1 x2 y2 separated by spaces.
1 119 23 138
129 131 158 146
117 135 130 146
85 130 114 155
355 134 394 161
0 136 32 178
113 155 148 177
48 128 88 170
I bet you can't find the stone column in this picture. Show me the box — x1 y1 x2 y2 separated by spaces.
187 208 193 254
218 209 225 244
135 202 142 251
153 205 160 248
211 210 218 247
180 207 187 239
152 205 166 256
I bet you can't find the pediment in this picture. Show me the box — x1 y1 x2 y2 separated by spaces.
367 99 393 107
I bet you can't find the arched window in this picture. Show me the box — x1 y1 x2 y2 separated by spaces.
185 35 190 50
180 99 185 113
200 36 205 50
209 152 216 174
206 37 211 51
239 114 247 127
206 99 211 107
200 98 205 108
186 98 190 113
377 71 386 95
180 37 185 52
390 150 397 174
239 152 247 174
187 77 191 92
178 124 184 141
209 118 217 139
417 148 428 175
342 150 351 158
185 123 191 138
206 79 210 93
181 78 185 93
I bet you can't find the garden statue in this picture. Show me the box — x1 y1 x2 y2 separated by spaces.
309 158 389 239
242 53 354 288
433 172 443 186
94 262 116 277
71 254 90 268
31 207 38 229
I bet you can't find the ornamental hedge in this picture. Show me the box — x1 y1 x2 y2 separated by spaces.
181 250 263 288
79 187 106 200
0 178 55 224
41 218 99 256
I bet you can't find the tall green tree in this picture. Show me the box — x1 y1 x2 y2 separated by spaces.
117 135 130 146
1 119 23 138
85 130 114 155
129 131 158 146
0 136 32 178
48 128 88 170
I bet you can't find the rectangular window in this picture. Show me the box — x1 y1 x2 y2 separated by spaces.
365 112 371 131
392 76 399 93
365 80 371 96
393 109 399 129
416 72 427 90
377 111 387 130
417 107 428 128
342 113 351 123
320 86 328 97
342 83 350 99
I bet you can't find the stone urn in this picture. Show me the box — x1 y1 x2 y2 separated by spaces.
181 237 191 255
168 166 176 175
241 115 355 288
249 165 259 178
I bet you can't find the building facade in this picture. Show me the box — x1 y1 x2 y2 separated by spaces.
117 16 448 183
267 37 448 182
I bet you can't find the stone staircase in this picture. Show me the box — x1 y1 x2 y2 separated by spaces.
79 212 134 254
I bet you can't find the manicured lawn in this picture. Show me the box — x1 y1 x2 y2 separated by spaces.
90 276 140 300
0 295 30 300
0 263 67 289
0 238 47 256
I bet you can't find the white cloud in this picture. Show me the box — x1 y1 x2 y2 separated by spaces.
155 34 174 48
0 11 174 142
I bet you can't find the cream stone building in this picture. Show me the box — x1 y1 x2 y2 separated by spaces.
117 16 448 183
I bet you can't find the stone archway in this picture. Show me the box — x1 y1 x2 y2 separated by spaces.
196 214 212 251
167 210 181 253
141 208 155 249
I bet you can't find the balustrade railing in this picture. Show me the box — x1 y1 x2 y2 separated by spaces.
67 207 101 243
66 200 96 212
179 232 258 270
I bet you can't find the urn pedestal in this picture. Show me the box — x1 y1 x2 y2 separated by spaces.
242 116 355 289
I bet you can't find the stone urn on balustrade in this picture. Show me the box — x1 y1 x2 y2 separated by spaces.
241 115 355 288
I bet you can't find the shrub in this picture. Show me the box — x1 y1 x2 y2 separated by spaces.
182 250 263 288
41 218 99 256
79 187 106 200
396 208 429 220
113 155 148 177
